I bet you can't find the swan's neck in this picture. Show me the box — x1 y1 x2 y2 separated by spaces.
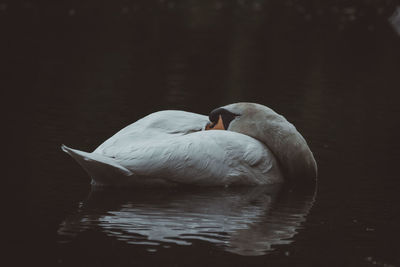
235 114 317 182
265 123 316 178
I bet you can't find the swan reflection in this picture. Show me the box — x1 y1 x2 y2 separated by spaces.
58 184 316 256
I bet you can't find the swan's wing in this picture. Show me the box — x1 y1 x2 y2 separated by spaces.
63 110 282 186
109 130 283 186
61 145 135 185
94 110 209 154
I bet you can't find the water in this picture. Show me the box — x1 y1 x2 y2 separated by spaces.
58 186 315 255
5 1 400 266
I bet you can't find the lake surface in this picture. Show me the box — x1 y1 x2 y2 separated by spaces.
5 1 400 266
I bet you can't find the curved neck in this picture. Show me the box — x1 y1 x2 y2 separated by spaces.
231 108 317 182
257 119 317 181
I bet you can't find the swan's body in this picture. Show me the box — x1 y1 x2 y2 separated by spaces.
62 103 317 186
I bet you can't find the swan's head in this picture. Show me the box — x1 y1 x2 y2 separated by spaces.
206 102 317 182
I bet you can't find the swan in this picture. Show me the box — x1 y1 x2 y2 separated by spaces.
62 102 317 186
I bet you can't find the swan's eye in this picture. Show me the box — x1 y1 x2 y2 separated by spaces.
208 108 240 130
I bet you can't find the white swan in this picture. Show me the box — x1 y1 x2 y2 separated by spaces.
62 103 317 186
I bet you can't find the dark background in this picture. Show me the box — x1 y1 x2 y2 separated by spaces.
3 0 400 266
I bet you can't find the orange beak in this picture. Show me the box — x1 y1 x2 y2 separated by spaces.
205 115 225 130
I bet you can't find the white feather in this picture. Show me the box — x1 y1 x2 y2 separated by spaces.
62 110 283 186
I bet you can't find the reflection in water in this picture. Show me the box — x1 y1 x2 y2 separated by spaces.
58 184 316 256
389 6 400 36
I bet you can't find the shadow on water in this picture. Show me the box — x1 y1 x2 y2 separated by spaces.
58 183 316 256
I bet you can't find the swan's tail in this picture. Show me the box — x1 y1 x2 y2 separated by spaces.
61 145 133 185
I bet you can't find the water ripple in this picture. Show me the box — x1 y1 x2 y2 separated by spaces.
58 184 316 256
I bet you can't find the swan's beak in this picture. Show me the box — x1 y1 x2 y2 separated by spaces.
205 115 225 130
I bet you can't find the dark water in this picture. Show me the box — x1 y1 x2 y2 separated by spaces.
4 0 400 266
